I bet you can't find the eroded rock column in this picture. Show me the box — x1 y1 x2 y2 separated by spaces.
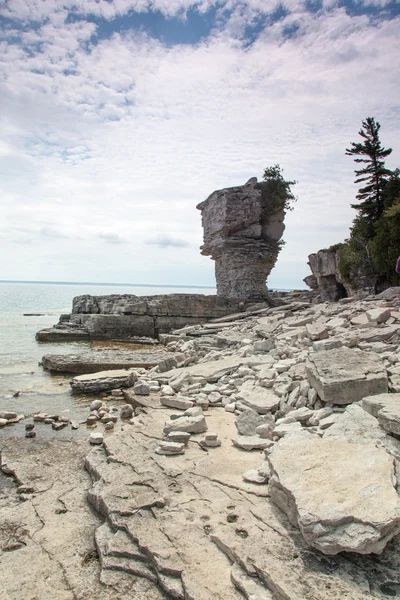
197 177 286 299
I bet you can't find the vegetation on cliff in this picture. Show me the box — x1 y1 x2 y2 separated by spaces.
338 118 400 290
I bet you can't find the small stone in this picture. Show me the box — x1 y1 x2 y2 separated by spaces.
25 431 36 438
242 469 268 484
134 381 150 396
120 404 134 419
104 421 114 430
70 421 79 430
255 423 273 439
52 421 68 431
89 432 104 445
156 441 185 455
17 484 35 494
44 418 55 424
160 385 175 396
167 431 191 445
111 389 124 397
273 421 303 438
161 396 194 410
101 413 118 423
25 423 35 431
196 399 210 411
0 419 8 427
0 411 17 420
200 437 221 448
204 432 218 441
33 412 47 422
90 400 103 411
86 416 98 426
225 402 236 412
232 436 273 451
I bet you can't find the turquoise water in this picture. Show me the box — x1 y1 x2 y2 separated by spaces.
0 281 215 438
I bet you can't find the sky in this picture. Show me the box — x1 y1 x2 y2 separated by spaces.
0 0 399 290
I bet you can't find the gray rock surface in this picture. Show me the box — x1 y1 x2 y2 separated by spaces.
306 347 388 404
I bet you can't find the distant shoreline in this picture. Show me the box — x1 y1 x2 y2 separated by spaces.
0 280 292 292
0 279 216 289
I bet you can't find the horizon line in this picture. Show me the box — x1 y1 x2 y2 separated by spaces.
0 279 216 289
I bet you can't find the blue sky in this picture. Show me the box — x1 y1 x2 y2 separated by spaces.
0 0 399 289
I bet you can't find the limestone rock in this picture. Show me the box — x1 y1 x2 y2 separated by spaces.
70 369 137 394
42 350 167 374
163 414 208 435
268 433 400 554
133 380 150 395
232 436 273 451
306 347 387 404
237 383 280 414
197 177 286 299
235 409 273 436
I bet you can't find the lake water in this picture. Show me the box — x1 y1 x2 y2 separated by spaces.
0 281 215 439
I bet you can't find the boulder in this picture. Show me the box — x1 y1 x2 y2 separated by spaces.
237 383 280 414
70 369 137 394
305 347 387 404
235 409 273 436
268 432 400 554
163 414 207 435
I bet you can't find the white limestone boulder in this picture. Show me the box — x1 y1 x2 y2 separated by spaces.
362 393 400 436
70 369 137 394
237 382 280 414
268 432 400 555
305 347 387 404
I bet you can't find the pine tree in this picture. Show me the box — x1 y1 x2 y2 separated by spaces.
346 117 392 224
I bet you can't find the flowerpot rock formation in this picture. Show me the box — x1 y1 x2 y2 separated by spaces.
197 177 286 299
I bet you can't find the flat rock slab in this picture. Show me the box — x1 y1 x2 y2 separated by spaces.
70 369 136 393
268 433 400 555
361 393 400 436
237 383 280 414
43 350 169 374
232 436 273 451
305 347 387 404
156 355 244 383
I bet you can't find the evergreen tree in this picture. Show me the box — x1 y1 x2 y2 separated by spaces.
262 164 297 212
346 117 392 224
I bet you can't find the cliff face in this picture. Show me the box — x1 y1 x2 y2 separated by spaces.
304 250 347 302
197 177 286 299
304 248 387 301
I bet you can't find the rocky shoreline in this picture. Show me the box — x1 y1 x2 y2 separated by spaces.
3 288 400 598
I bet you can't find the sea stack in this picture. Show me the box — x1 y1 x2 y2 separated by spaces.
197 177 286 299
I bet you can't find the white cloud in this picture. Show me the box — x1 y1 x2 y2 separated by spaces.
0 3 399 288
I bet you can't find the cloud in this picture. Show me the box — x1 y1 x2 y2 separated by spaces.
0 2 399 288
145 235 190 247
97 232 127 244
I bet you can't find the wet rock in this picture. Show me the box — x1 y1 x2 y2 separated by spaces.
90 400 103 411
71 369 137 394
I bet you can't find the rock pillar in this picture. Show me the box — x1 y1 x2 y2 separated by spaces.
197 177 285 299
